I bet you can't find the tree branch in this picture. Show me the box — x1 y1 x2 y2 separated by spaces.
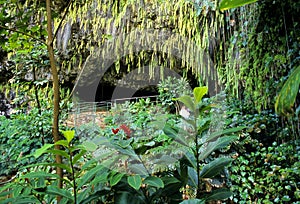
52 0 74 45
0 24 46 45
46 0 63 202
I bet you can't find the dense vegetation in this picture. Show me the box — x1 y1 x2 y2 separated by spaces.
0 0 299 203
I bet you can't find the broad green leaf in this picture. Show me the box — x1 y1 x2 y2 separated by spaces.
199 157 233 178
183 151 197 169
127 175 142 190
163 124 188 146
20 171 60 179
30 25 40 32
110 172 124 186
80 189 111 204
45 186 74 201
205 127 245 143
62 130 75 144
55 140 69 147
46 149 69 158
180 199 206 204
114 146 139 160
205 189 233 201
77 165 104 189
188 167 198 187
198 136 237 160
153 155 178 166
213 136 237 150
72 149 87 164
128 163 149 175
49 163 72 173
116 138 132 148
5 197 40 204
70 144 87 153
193 87 208 104
82 140 98 151
34 144 54 158
219 0 258 11
176 95 195 112
90 171 109 185
275 66 300 116
144 176 164 188
161 177 181 186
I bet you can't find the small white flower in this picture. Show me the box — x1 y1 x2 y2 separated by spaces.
179 106 190 119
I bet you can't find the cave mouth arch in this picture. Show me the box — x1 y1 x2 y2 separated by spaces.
73 29 220 104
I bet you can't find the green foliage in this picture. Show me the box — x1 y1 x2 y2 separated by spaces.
220 0 300 111
0 109 52 175
219 0 258 11
158 76 192 112
224 100 300 202
163 86 243 201
230 140 300 203
0 130 112 203
275 66 300 116
0 85 72 176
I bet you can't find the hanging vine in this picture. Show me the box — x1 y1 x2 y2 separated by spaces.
219 0 300 111
53 0 227 91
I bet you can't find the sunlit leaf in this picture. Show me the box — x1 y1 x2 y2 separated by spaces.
62 130 75 144
219 0 258 11
275 66 300 116
205 127 245 143
33 144 54 158
176 95 195 112
198 136 237 160
193 86 208 104
46 149 69 158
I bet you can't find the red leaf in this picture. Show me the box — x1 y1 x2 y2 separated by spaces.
120 124 131 138
112 128 119 134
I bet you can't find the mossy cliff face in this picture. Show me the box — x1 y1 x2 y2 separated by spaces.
1 0 299 110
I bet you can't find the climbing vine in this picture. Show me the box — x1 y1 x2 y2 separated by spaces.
220 0 300 111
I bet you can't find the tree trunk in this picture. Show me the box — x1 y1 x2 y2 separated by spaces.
46 0 63 202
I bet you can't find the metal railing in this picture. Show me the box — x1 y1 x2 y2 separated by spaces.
72 95 159 127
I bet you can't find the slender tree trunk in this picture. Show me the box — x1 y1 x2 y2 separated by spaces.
46 0 63 202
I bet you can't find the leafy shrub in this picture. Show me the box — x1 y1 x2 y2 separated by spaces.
157 76 192 112
0 85 72 176
0 109 53 175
